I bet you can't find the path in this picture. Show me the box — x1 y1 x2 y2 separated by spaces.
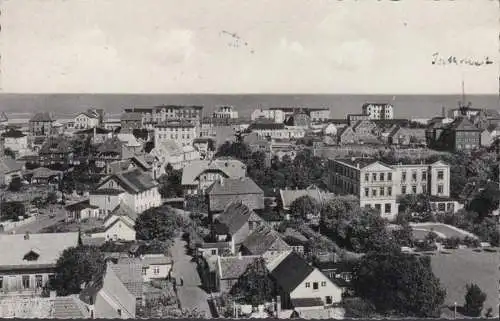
170 237 212 318
1 206 66 234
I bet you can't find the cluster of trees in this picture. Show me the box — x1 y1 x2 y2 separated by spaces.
157 166 183 199
0 201 27 222
437 209 499 246
230 257 275 306
135 207 185 243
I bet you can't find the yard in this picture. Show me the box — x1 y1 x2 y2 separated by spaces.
39 218 103 233
410 223 476 240
430 249 499 317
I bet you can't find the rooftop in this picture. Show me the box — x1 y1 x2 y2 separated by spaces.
181 158 246 185
270 252 314 293
215 202 264 235
242 224 291 255
30 112 53 122
207 177 264 196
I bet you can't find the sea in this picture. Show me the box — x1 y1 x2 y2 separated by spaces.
0 94 498 122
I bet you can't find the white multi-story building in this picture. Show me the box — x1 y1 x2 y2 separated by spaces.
251 109 286 123
361 103 394 120
74 109 101 129
248 123 306 139
213 106 239 119
154 120 197 148
327 157 450 220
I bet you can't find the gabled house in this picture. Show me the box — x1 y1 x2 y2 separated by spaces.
386 125 426 146
89 168 161 217
117 254 173 283
74 127 112 145
2 129 28 156
150 140 200 172
29 112 53 137
0 157 24 186
279 185 336 213
427 117 481 152
65 199 100 222
120 112 144 132
79 263 136 319
270 252 343 311
109 259 145 305
88 202 138 242
74 109 102 130
240 224 292 258
0 232 79 294
181 158 247 195
212 202 265 254
38 136 75 167
207 177 265 213
93 137 136 170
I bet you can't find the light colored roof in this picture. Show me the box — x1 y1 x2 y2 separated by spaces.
207 177 263 196
109 261 144 298
0 157 23 174
117 133 142 147
0 232 79 268
52 295 91 319
96 169 158 195
242 225 292 255
151 140 183 157
31 167 63 179
215 202 264 235
181 158 247 185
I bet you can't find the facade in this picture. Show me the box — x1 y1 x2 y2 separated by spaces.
120 112 143 132
240 224 292 258
247 123 306 140
74 109 101 130
89 169 161 216
29 112 53 137
347 113 370 125
0 232 79 295
38 136 75 167
123 105 204 127
89 215 137 242
361 103 394 120
207 177 265 213
65 200 100 222
2 129 29 156
251 109 286 123
327 157 451 220
0 157 24 186
426 117 481 152
154 120 197 148
213 106 239 119
150 140 200 172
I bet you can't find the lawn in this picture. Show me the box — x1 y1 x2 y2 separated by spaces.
430 249 499 317
410 223 475 239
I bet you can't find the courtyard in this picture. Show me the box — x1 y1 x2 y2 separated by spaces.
410 222 476 240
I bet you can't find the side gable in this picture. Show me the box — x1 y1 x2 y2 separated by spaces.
97 177 127 192
361 161 393 172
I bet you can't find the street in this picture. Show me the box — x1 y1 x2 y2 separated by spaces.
170 237 212 318
1 205 67 234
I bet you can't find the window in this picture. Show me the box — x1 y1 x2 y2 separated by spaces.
438 203 446 211
321 281 326 287
402 186 407 194
22 275 30 289
412 185 417 194
385 203 391 213
387 187 392 196
438 185 444 194
154 267 160 275
422 184 427 194
375 204 381 212
117 309 122 317
326 296 333 305
313 282 319 290
364 188 369 197
142 267 147 276
437 171 444 180
248 221 254 230
401 171 407 182
35 275 43 288
364 173 369 182
422 171 427 181
305 282 310 288
412 171 417 181
380 173 385 181
372 189 377 197
0 276 3 289
372 173 377 181
211 249 217 255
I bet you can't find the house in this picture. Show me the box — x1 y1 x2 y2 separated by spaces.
327 157 451 220
38 136 75 167
89 168 161 216
314 260 354 297
270 252 343 310
212 201 265 254
247 122 306 140
386 125 426 146
207 177 265 213
65 199 100 222
120 112 144 132
74 109 102 130
281 228 308 254
2 129 28 156
322 123 338 136
154 120 197 148
279 185 336 212
93 136 136 170
28 167 63 185
361 103 394 120
240 224 292 258
251 108 286 123
88 213 137 242
346 114 370 126
181 158 247 195
426 116 481 152
105 155 158 180
428 195 464 214
0 232 79 295
0 157 24 186
123 105 204 128
117 254 173 283
150 140 200 172
74 127 113 145
29 112 53 136
108 259 144 306
480 128 494 147
213 105 239 119
79 263 136 319
284 112 311 128
192 137 216 160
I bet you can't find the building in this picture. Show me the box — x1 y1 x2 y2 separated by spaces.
38 136 75 167
335 120 381 145
88 203 138 242
347 114 370 125
251 108 286 123
181 158 247 195
65 199 100 222
0 232 79 295
361 103 394 120
74 127 113 145
247 123 306 140
74 109 102 130
79 263 136 318
154 120 197 148
116 254 173 283
2 129 28 156
284 113 311 128
93 137 136 170
89 168 161 216
384 125 426 146
279 185 336 212
426 117 482 152
0 157 24 186
213 106 239 119
149 140 200 172
207 177 265 213
120 112 144 132
240 224 292 258
212 201 265 254
270 252 343 310
29 112 53 137
123 105 204 127
327 157 451 220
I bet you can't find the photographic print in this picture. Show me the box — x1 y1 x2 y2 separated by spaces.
0 0 498 319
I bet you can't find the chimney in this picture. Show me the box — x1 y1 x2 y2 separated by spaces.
220 177 224 186
24 232 30 240
49 291 57 299
237 252 242 259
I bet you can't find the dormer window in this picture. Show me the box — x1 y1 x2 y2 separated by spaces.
23 249 40 261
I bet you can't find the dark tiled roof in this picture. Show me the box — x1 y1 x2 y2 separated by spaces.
218 255 259 279
105 201 138 222
242 225 291 255
216 202 263 235
110 261 144 298
39 137 74 154
65 199 99 211
270 252 314 293
447 117 481 131
249 123 285 130
90 188 125 195
207 177 263 196
30 112 53 122
115 169 158 194
1 129 26 138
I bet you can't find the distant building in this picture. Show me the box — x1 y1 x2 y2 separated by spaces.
247 122 306 140
361 103 394 120
251 108 287 123
120 112 144 132
123 105 204 128
38 136 75 167
346 113 370 125
207 177 265 213
1 129 28 156
284 112 311 128
327 157 451 220
74 109 103 130
29 112 53 136
213 106 239 119
426 117 481 152
154 120 197 148
0 157 24 186
149 140 200 172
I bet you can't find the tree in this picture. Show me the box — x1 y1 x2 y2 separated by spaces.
52 245 106 296
135 207 183 241
468 182 500 219
230 257 275 306
3 148 15 159
343 297 378 318
463 283 487 317
352 252 446 317
8 176 22 192
289 195 320 220
392 220 414 248
398 194 431 215
158 169 183 198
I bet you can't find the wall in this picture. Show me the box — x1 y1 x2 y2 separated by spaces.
290 269 343 305
0 271 54 293
90 194 124 217
143 263 172 282
92 220 136 242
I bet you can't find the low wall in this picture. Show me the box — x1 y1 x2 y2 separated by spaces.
0 216 36 232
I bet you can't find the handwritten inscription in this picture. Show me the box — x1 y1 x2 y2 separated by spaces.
432 52 493 66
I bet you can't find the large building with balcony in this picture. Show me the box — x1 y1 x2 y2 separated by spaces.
361 103 394 120
123 105 204 129
327 157 450 220
154 120 197 148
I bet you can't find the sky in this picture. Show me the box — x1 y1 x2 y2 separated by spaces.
1 0 498 94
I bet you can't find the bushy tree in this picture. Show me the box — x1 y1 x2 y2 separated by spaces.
352 252 446 317
230 257 275 306
8 176 22 192
158 169 183 198
289 195 320 220
135 207 183 241
52 245 106 296
392 221 414 248
468 182 500 219
463 283 487 317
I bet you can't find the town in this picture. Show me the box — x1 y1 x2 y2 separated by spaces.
0 98 498 319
